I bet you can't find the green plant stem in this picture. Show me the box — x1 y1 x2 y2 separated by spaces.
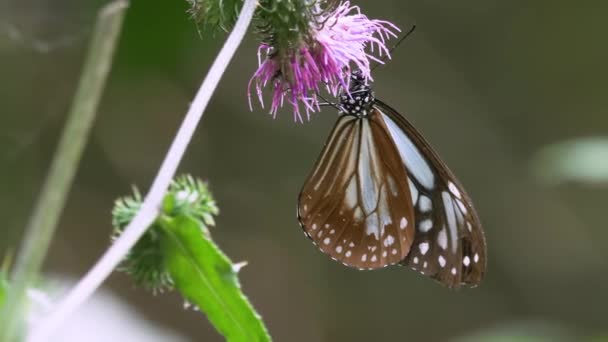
0 1 128 340
28 0 257 340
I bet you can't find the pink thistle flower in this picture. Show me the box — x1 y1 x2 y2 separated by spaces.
248 1 400 122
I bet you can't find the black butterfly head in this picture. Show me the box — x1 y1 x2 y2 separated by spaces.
339 70 375 117
350 70 366 84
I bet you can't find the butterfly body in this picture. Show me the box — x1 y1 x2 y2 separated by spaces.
297 72 486 288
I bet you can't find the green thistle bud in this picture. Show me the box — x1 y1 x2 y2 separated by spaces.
255 0 335 51
111 175 219 293
187 0 244 31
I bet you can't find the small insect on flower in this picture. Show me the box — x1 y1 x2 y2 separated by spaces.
248 1 399 122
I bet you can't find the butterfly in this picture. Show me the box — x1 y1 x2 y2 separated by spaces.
297 71 486 288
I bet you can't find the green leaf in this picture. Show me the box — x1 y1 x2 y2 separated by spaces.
0 273 7 307
450 321 576 342
188 0 244 31
0 254 9 308
531 137 608 185
160 215 270 342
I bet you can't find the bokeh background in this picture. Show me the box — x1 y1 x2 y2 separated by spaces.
1 0 607 341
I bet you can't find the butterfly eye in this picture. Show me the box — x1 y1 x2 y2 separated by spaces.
297 77 486 288
350 70 364 82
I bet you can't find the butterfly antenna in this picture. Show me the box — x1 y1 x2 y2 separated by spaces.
372 24 417 72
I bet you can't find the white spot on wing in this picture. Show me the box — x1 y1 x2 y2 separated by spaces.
362 254 367 262
451 267 457 275
448 182 462 199
371 255 377 262
413 257 419 264
323 237 330 245
419 219 433 233
345 250 352 257
400 217 408 230
336 246 343 253
438 255 446 267
474 253 479 263
312 223 317 230
419 242 429 255
383 234 395 247
463 256 471 266
418 195 432 212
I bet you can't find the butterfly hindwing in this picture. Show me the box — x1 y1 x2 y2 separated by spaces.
373 100 486 288
298 113 416 269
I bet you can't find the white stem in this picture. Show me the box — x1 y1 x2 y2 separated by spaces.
27 0 257 340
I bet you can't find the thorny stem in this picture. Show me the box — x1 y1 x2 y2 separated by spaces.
0 1 128 341
27 0 258 340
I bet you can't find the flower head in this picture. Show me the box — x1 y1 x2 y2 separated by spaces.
248 1 400 122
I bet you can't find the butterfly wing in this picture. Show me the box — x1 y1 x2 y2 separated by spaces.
373 100 486 288
298 113 416 269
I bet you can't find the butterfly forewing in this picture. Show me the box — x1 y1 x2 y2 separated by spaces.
373 100 486 288
298 113 416 269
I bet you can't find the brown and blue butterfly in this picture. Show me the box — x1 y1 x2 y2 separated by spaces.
297 72 486 288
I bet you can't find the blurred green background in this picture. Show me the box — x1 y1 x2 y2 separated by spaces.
1 0 607 341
